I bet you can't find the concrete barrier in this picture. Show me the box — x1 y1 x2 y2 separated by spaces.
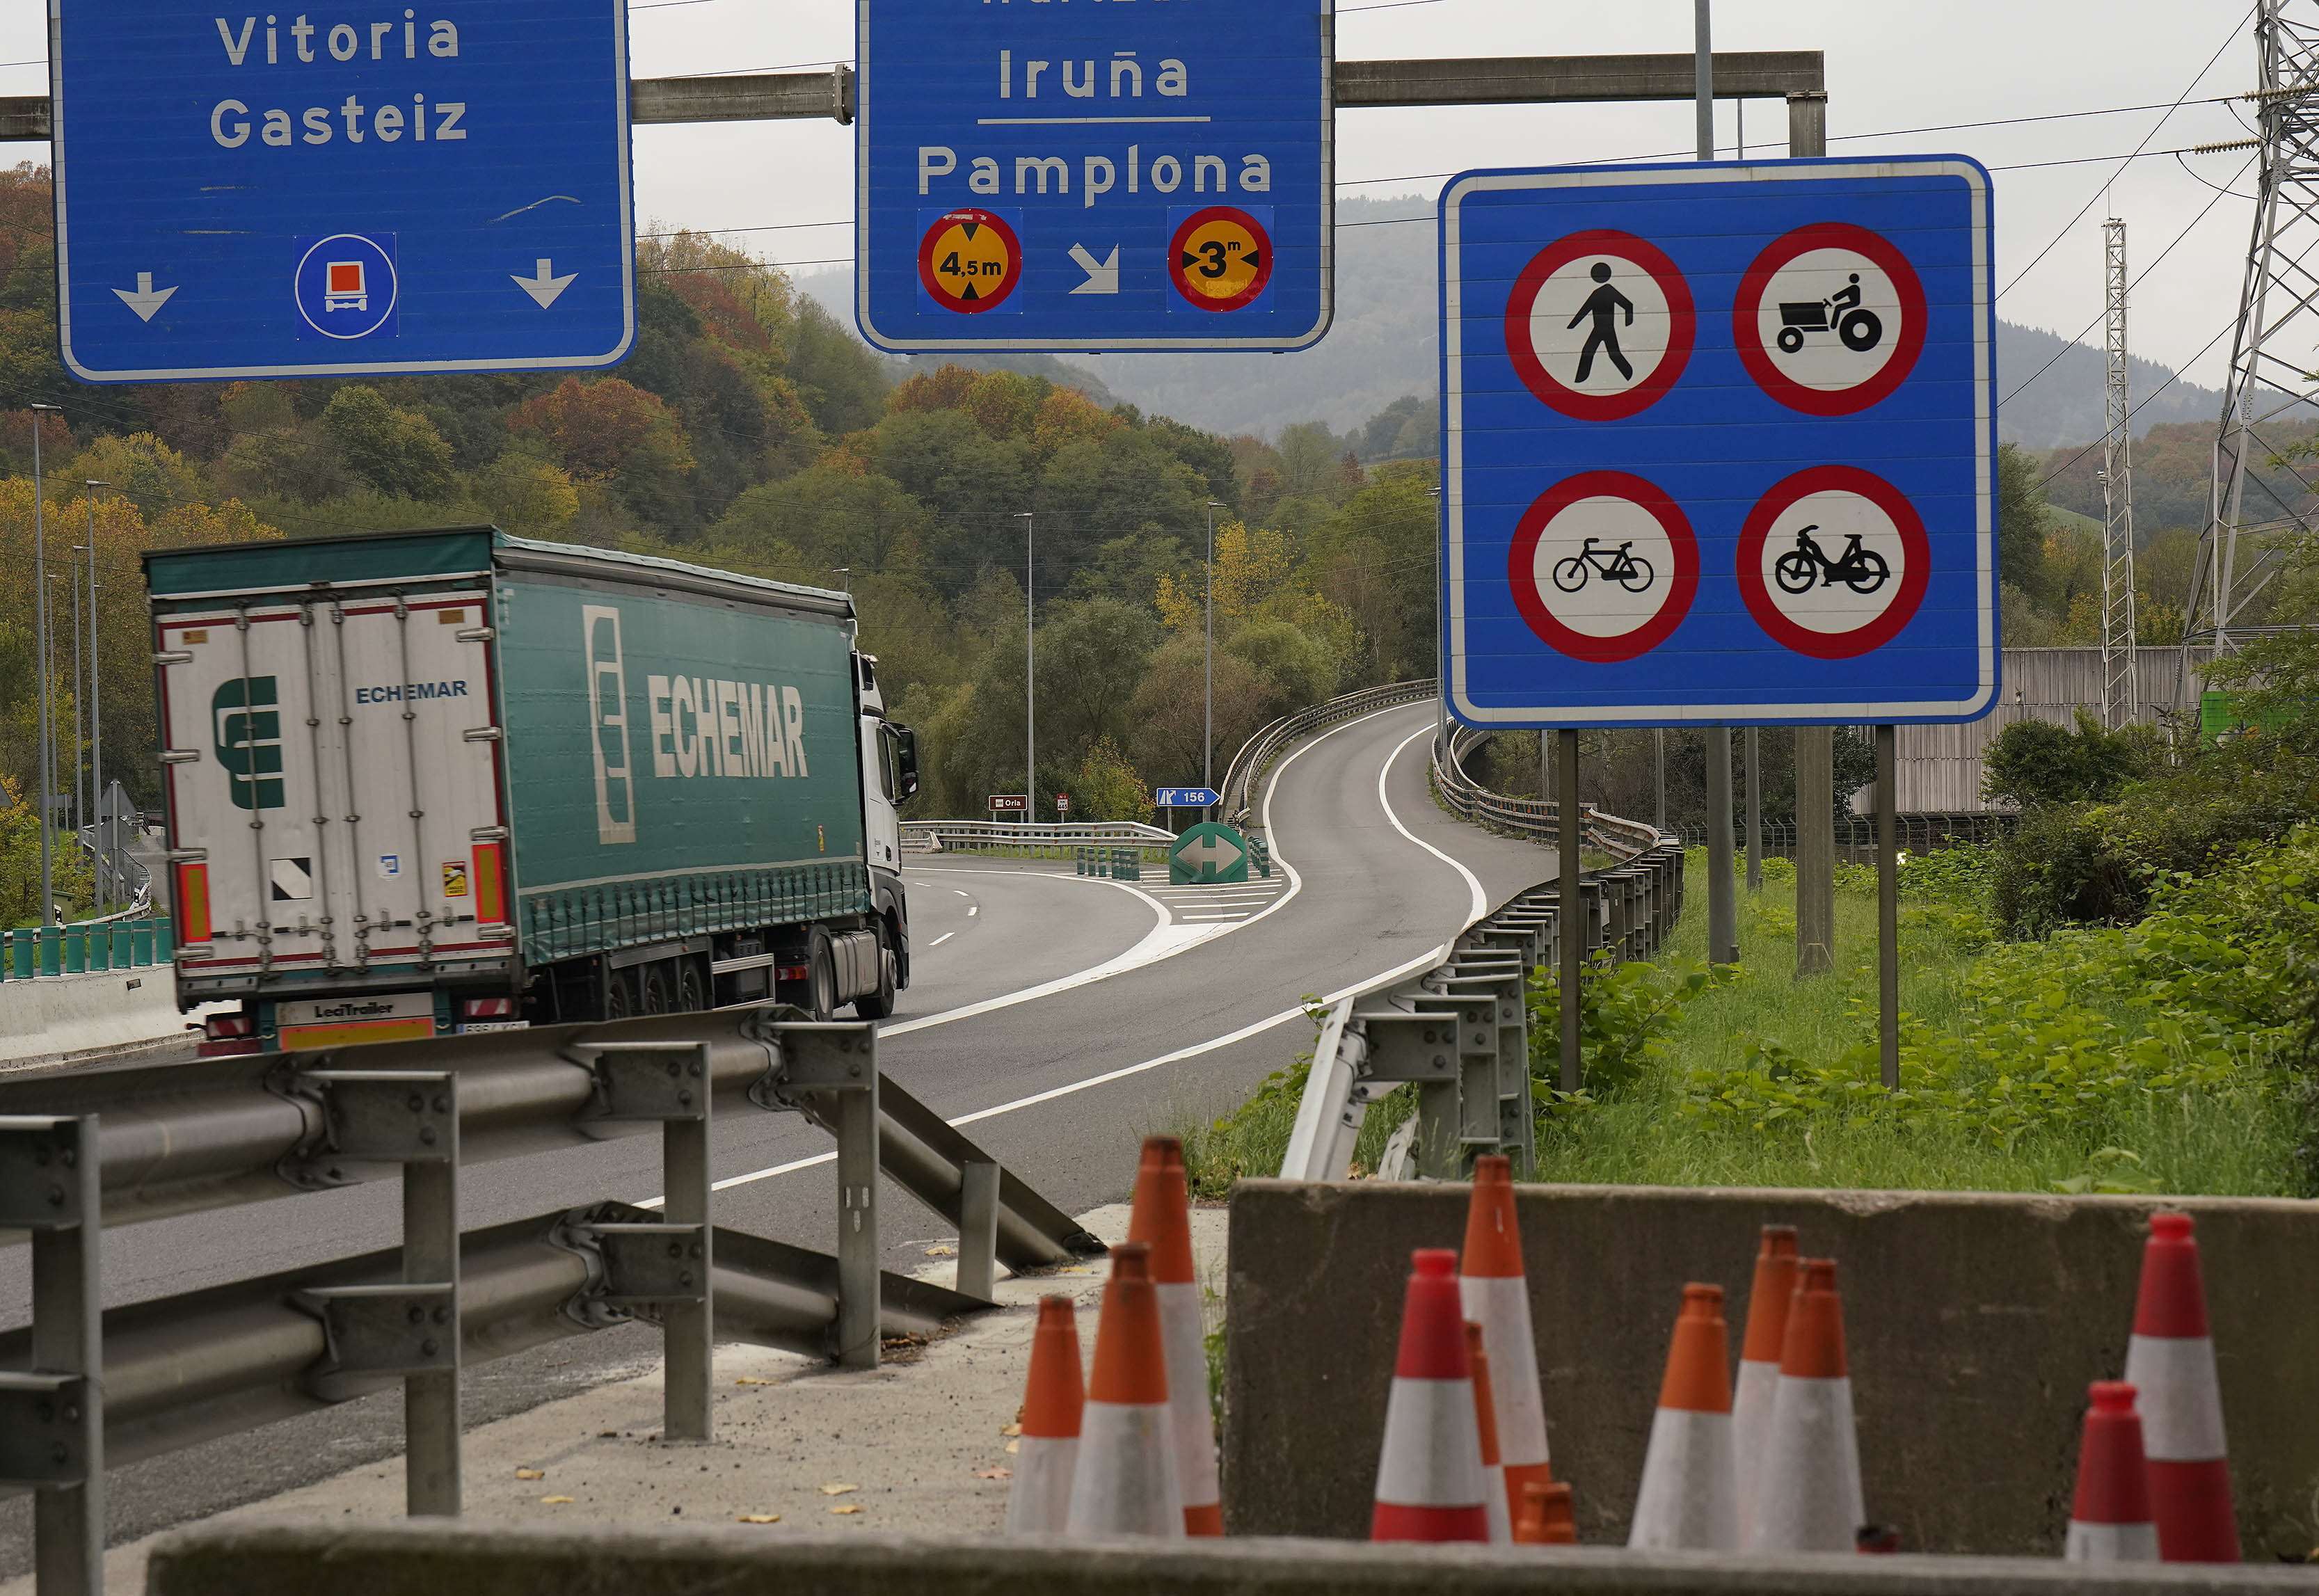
1223 1181 2319 1558
137 1524 2319 1596
0 963 198 1069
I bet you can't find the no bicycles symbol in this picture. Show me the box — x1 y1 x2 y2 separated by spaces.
1508 470 1699 664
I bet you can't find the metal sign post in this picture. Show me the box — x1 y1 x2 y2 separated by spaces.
855 0 1334 352
1557 731 1582 1094
1876 725 1900 1089
50 0 637 381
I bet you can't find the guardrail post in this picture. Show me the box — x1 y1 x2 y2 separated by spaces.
766 1024 882 1369
957 1159 1001 1302
1 1114 104 1596
294 1071 462 1516
565 1043 715 1442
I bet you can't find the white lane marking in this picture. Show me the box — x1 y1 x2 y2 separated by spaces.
1180 913 1247 923
966 906 979 917
929 932 956 948
661 703 1474 1205
952 888 971 898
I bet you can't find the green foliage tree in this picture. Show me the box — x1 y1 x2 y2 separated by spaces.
321 386 457 500
1073 736 1153 824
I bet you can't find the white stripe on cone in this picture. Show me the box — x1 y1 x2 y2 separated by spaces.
1066 1403 1185 1538
1004 1435 1078 1535
1745 1375 1865 1553
1629 1407 1739 1550
1373 1378 1488 1508
1731 1357 1781 1540
2067 1519 2161 1562
1156 1280 1222 1523
1460 1275 1552 1476
2122 1334 2227 1460
1483 1461 1512 1544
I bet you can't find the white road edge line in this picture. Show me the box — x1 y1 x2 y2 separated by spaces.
927 932 955 948
652 704 1476 1205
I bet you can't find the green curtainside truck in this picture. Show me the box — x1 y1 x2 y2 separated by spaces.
145 527 919 1055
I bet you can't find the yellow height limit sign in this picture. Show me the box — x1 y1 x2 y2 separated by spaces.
1169 205 1275 312
918 208 1023 314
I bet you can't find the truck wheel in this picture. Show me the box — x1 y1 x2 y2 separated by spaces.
605 968 635 1021
854 927 899 1021
806 928 839 1022
639 965 673 1016
676 958 709 1014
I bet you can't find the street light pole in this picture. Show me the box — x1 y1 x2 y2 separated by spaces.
67 547 84 844
29 403 60 925
86 483 108 916
1026 514 1037 825
1204 500 1221 808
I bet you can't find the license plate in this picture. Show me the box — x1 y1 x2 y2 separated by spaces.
457 1021 530 1034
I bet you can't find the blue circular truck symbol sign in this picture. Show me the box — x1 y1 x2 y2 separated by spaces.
295 233 399 341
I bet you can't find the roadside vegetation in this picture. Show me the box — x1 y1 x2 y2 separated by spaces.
1184 631 2319 1199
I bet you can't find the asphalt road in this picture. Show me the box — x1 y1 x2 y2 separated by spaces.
0 702 1566 1574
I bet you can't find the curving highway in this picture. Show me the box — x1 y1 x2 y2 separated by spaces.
0 700 1569 1575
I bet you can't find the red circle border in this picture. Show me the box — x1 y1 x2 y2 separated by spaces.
917 209 1023 315
1502 230 1696 423
1736 464 1931 660
1507 470 1700 665
1169 206 1275 312
1733 221 1928 416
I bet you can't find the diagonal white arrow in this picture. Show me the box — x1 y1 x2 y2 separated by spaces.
113 272 177 323
513 257 578 309
1067 243 1120 296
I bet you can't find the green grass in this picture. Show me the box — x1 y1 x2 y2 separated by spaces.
1184 850 2308 1200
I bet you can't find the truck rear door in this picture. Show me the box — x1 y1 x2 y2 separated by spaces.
157 589 513 988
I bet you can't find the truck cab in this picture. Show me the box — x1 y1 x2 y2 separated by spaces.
855 651 919 998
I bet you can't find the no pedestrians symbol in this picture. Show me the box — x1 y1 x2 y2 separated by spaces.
1504 229 1695 422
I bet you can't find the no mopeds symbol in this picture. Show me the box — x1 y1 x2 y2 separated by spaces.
1737 465 1929 659
1735 222 1926 415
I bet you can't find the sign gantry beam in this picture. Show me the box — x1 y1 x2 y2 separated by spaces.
0 52 1824 141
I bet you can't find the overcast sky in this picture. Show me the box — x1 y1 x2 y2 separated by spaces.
3 1 2263 401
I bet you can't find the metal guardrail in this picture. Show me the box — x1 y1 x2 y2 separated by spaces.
902 819 1174 855
1275 706 1686 1185
1 918 174 982
0 1007 1103 1595
1220 678 1440 827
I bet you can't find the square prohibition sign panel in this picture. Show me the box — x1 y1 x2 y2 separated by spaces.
1440 158 2000 727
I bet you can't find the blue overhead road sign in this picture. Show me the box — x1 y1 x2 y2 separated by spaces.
52 0 636 383
1154 787 1220 810
854 0 1334 353
1441 159 2000 727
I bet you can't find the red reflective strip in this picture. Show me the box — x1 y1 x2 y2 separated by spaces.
176 863 211 944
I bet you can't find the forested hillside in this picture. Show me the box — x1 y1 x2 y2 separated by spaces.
0 160 1433 919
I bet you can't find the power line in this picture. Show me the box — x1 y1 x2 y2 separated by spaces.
1994 2 2252 302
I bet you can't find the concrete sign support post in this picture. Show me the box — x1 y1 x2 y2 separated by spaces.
1876 726 1899 1090
1558 730 1581 1094
1706 733 1737 966
1787 90 1839 977
1746 727 1763 891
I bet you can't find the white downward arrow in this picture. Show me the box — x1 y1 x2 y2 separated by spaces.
113 272 177 323
513 257 577 309
1068 244 1120 296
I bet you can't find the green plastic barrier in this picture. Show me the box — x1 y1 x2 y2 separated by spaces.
63 926 86 974
133 920 156 966
36 926 61 977
7 930 29 980
156 920 175 961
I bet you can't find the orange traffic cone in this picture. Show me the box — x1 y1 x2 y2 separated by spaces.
1465 1323 1513 1544
1744 1258 1864 1552
2067 1381 2159 1563
1127 1136 1222 1536
1733 1224 1799 1540
1065 1242 1184 1538
2123 1213 2238 1562
1372 1249 1492 1542
1004 1295 1085 1535
1460 1156 1552 1522
1628 1284 1739 1550
1515 1480 1579 1545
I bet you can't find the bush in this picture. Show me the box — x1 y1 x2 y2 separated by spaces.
1981 710 2152 809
